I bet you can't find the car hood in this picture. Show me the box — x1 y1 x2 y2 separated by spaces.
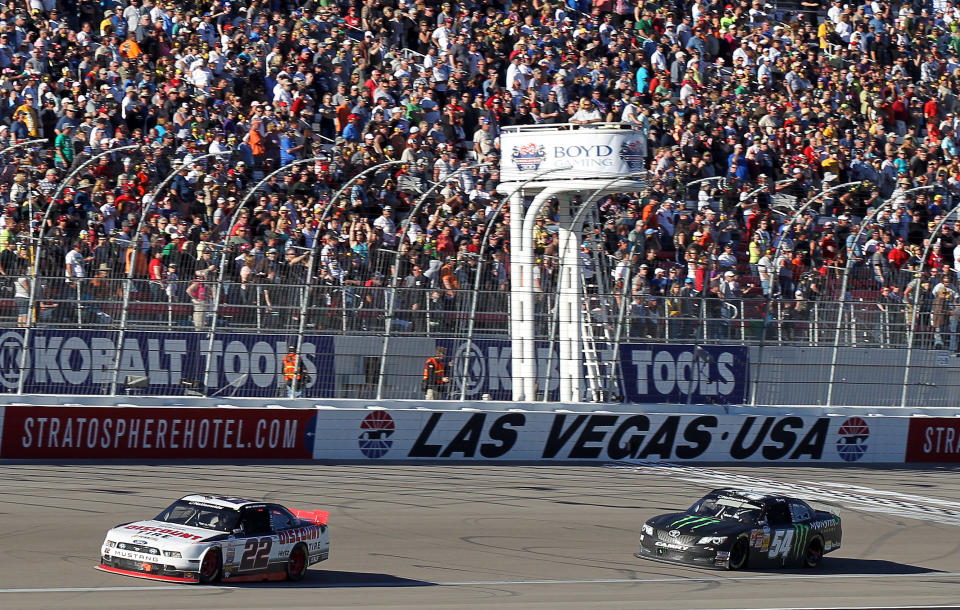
648 512 748 538
106 520 223 550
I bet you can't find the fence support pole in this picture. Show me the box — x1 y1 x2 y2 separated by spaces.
900 201 960 407
749 181 860 407
375 163 487 401
18 144 141 396
458 166 573 401
109 151 231 395
825 186 932 407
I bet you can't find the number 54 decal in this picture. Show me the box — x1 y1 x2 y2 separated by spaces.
767 529 794 559
239 537 273 571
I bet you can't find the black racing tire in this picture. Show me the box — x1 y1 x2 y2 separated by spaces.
803 537 824 569
286 543 309 582
727 537 749 570
198 548 222 583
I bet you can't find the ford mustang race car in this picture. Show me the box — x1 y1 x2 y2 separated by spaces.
97 495 330 583
636 489 841 570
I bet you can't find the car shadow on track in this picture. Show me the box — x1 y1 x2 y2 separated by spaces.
754 557 939 576
820 557 940 575
229 570 434 589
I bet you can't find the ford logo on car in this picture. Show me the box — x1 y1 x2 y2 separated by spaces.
132 539 149 544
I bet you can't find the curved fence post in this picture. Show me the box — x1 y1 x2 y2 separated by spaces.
18 144 141 396
900 200 960 407
825 185 933 406
374 162 488 401
749 181 860 407
293 159 409 388
109 150 232 395
457 166 573 401
545 172 647 402
202 156 330 395
683 176 726 203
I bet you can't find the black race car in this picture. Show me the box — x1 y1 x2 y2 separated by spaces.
636 489 841 570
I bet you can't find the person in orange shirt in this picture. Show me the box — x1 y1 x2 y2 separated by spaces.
283 345 308 398
119 32 141 60
422 346 449 400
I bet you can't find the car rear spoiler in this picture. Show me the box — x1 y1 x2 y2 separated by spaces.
290 508 329 526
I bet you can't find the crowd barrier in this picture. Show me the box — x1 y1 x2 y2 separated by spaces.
4 328 960 407
1 405 956 464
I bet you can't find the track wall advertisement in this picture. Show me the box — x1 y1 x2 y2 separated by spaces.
0 330 335 397
0 407 922 463
0 406 318 459
905 418 960 462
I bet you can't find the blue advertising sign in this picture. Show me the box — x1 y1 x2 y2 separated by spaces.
618 344 749 404
0 329 335 397
438 339 560 401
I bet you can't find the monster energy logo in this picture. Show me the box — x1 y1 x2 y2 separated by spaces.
670 516 722 529
791 523 810 557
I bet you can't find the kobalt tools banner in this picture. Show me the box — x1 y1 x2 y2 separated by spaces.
0 330 335 397
438 339 559 402
619 344 750 404
329 411 903 463
0 406 318 459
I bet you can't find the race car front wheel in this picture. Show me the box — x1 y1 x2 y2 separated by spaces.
728 538 749 570
802 538 823 569
286 543 308 581
199 548 222 583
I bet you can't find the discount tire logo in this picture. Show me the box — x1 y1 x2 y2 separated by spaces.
835 417 869 462
359 411 395 458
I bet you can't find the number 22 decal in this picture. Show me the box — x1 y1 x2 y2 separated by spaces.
239 537 273 570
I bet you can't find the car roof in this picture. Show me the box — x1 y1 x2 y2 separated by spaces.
179 494 267 510
708 488 799 504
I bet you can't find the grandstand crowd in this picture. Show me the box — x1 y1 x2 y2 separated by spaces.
1 0 960 343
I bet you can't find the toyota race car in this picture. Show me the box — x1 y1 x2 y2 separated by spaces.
97 495 330 583
636 489 841 570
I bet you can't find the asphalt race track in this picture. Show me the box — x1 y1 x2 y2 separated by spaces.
2 463 960 610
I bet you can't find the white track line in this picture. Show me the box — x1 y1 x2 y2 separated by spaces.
3 571 959 594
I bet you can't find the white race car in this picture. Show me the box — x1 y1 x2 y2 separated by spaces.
97 494 330 583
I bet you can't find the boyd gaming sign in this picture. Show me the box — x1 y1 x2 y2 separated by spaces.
499 129 648 182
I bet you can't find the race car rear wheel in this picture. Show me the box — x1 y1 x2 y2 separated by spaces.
286 544 308 582
198 548 222 583
803 537 824 569
728 538 749 570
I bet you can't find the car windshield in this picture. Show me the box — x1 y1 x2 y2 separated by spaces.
155 500 242 532
687 494 762 524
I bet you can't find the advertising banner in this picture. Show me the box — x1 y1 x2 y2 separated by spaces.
905 417 960 462
0 406 318 459
0 330 335 397
319 410 904 464
499 128 647 183
0 407 909 463
619 344 750 404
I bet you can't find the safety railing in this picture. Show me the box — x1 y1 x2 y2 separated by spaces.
4 272 960 405
7 275 952 347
